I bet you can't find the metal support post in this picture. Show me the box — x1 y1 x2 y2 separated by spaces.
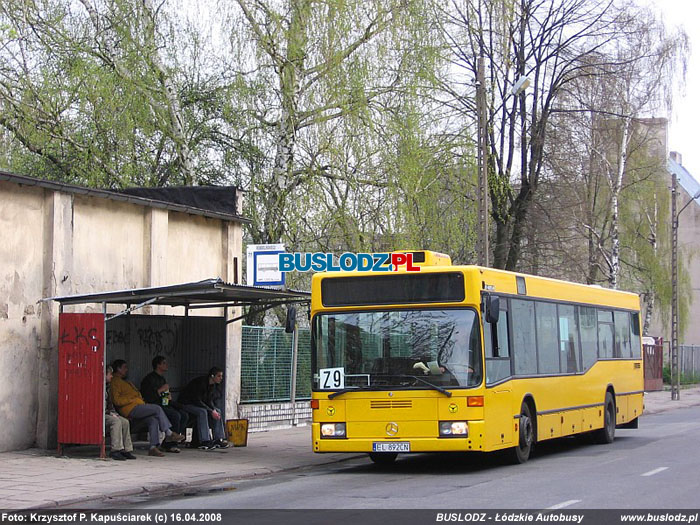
290 326 299 426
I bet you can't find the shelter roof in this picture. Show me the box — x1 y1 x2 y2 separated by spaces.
47 278 309 308
0 170 248 223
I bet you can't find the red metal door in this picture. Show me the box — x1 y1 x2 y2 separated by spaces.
58 313 105 445
643 342 664 392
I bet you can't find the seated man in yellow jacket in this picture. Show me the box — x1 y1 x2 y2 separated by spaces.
111 359 186 457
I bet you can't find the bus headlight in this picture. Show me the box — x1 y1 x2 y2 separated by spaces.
439 421 468 437
321 422 347 438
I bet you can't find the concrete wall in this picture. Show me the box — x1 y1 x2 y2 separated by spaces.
0 184 45 450
647 162 700 346
677 185 700 345
0 178 243 452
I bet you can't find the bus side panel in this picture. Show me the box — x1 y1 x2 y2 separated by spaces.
485 387 514 449
616 395 629 425
581 406 602 433
538 412 562 441
628 393 643 422
562 410 581 436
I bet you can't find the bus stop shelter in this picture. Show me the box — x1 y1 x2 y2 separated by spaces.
48 278 309 457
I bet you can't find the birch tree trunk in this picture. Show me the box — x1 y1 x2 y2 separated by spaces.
140 0 194 184
643 194 659 335
609 116 630 289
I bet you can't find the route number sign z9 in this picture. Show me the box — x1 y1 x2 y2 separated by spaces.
319 367 344 390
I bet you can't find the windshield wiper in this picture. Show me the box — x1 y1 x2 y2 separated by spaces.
398 375 452 397
327 376 453 399
327 385 382 399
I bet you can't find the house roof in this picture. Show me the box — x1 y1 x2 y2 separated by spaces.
0 170 249 223
668 157 700 205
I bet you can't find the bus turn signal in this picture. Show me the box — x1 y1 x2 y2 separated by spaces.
467 396 484 407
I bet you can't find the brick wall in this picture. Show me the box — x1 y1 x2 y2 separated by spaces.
239 401 312 432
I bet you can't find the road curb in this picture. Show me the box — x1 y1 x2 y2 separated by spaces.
34 453 367 509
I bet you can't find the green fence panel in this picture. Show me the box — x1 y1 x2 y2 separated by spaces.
241 325 311 403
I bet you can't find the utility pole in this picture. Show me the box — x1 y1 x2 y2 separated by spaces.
670 167 700 401
671 171 679 401
476 56 489 267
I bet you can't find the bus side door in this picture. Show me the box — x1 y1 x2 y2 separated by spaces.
483 297 514 448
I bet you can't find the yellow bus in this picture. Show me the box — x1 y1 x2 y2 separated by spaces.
309 251 643 464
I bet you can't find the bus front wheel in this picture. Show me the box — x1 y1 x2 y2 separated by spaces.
510 402 534 464
369 452 398 465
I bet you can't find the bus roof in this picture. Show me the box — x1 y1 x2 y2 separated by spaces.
311 265 640 312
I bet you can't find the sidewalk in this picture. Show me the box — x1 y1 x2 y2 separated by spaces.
0 424 351 510
1 387 699 510
642 384 700 414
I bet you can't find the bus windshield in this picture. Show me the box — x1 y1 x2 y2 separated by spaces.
312 309 482 390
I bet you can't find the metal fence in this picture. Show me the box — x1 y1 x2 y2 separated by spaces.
240 325 311 403
679 345 700 379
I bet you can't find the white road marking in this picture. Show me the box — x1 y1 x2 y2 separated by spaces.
641 467 668 477
546 500 581 509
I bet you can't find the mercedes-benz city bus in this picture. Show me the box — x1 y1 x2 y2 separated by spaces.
310 251 643 464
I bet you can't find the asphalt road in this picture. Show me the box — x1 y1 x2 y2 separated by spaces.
135 407 700 510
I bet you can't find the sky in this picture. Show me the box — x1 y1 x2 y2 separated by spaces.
645 0 700 179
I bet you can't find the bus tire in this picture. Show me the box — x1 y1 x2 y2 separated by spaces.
594 392 616 444
510 402 535 464
369 452 398 465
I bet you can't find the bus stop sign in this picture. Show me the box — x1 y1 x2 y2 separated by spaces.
246 243 285 287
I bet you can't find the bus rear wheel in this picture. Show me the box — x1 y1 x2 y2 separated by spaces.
369 452 398 465
510 402 534 464
594 392 616 444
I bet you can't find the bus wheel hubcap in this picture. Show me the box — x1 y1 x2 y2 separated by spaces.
521 415 532 447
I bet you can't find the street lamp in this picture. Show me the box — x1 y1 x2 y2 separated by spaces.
475 62 530 267
670 174 700 401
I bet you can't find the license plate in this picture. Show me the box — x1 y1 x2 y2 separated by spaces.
372 441 410 453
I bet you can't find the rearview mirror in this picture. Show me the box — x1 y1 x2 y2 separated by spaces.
285 306 297 333
484 295 500 324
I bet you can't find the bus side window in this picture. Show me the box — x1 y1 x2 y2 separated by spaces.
512 299 537 376
579 307 598 370
597 310 615 359
485 302 511 385
558 304 580 373
536 301 559 374
630 312 641 358
483 316 494 357
495 310 510 358
614 310 632 358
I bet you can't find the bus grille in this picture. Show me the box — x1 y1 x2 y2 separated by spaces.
370 400 413 409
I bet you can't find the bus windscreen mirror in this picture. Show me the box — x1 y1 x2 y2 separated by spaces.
485 296 500 324
285 306 297 333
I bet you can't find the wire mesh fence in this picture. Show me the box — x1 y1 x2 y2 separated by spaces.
679 345 700 380
241 325 311 403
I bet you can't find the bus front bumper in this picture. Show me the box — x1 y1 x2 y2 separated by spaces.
311 421 486 453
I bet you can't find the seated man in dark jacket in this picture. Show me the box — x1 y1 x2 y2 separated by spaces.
178 367 228 449
140 356 189 453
